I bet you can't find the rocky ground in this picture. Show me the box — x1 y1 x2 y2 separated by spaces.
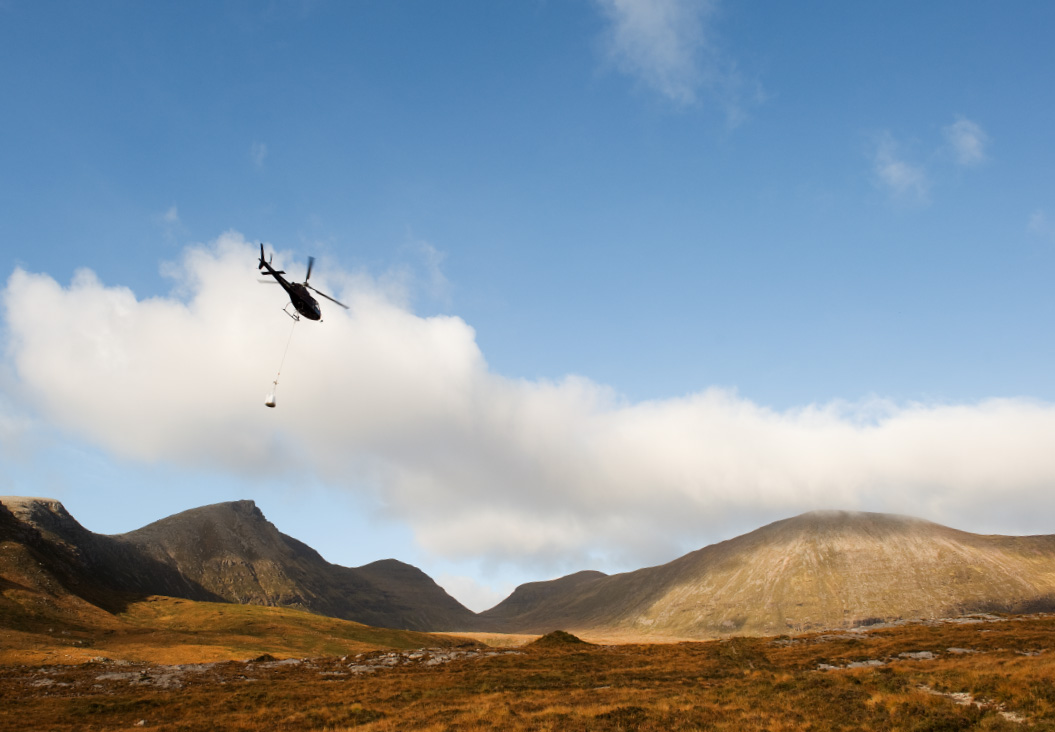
4 644 523 696
4 617 1054 731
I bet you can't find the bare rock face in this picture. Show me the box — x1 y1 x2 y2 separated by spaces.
117 500 324 607
482 511 1055 638
1 497 80 537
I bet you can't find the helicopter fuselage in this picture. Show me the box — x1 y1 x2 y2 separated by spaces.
260 260 322 320
283 280 322 320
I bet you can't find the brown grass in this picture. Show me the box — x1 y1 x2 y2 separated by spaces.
432 631 539 648
0 595 475 665
3 610 1055 730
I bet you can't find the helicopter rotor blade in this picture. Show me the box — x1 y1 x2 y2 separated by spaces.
306 283 349 309
305 256 315 283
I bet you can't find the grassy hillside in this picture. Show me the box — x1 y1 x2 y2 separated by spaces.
0 594 475 665
482 511 1055 638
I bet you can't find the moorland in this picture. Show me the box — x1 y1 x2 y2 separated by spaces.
2 598 1054 731
5 495 1055 729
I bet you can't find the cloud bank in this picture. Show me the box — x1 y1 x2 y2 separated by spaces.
872 117 988 205
250 141 268 169
5 234 1055 574
593 0 757 122
1028 209 1055 242
872 132 931 205
943 117 988 167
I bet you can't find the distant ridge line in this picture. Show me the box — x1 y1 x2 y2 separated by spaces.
4 497 1055 639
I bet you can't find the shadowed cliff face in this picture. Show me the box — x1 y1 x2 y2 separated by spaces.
0 499 125 630
0 496 223 610
481 511 1055 638
0 497 477 632
118 500 478 631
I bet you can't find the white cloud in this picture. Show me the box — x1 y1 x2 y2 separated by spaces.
251 141 268 169
435 573 514 614
943 116 988 167
872 133 930 205
593 0 757 121
5 234 1055 577
0 398 34 460
159 205 186 242
376 237 453 310
870 118 989 206
1028 209 1055 241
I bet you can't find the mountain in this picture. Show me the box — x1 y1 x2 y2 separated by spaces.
118 500 476 630
0 497 476 632
480 511 1055 638
0 497 129 633
7 499 1055 640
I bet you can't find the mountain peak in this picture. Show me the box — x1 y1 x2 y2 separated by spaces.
0 495 69 517
485 510 1055 638
783 509 935 527
7 496 1055 640
751 510 953 544
0 495 478 632
0 495 87 541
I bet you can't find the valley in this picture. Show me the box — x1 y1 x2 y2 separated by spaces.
5 495 1055 728
3 612 1054 730
6 496 1055 641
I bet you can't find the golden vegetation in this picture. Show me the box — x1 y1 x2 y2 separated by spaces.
4 610 1055 730
482 512 1055 639
0 595 473 665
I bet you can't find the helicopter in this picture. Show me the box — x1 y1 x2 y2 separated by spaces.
258 244 348 321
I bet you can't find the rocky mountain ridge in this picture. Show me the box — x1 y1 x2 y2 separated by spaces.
4 498 1055 639
0 496 476 632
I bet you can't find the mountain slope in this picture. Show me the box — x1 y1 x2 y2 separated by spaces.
119 500 477 630
0 497 218 614
0 498 128 632
0 497 477 632
481 511 1055 638
8 499 1055 640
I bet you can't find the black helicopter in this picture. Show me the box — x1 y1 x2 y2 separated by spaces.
258 244 348 321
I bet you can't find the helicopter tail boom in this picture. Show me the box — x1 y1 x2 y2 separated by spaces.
258 244 286 276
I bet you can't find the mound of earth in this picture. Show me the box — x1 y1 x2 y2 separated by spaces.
528 630 593 648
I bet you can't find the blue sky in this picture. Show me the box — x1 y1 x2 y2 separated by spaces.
2 1 1055 611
